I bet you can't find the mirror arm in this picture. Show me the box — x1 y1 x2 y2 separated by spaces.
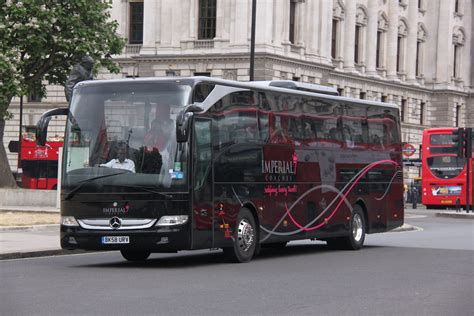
36 107 69 146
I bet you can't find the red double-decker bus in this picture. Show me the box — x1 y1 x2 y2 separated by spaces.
21 132 63 190
421 128 473 209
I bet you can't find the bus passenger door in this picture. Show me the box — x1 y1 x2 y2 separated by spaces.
192 118 214 249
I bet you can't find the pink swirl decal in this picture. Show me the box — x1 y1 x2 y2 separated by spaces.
286 159 400 231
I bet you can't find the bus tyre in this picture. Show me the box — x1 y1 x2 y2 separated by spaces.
326 205 366 250
223 208 258 263
120 250 151 262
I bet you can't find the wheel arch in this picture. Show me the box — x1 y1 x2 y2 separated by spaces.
355 199 369 233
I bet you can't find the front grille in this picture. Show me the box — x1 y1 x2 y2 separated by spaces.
77 218 157 230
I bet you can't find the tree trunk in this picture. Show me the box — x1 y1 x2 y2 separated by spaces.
0 118 18 188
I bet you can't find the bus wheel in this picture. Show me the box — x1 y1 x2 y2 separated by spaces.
223 208 257 263
326 205 366 250
120 250 151 262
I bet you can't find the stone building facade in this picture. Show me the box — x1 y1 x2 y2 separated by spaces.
4 0 473 183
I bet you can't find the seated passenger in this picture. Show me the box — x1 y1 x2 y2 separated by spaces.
100 141 136 172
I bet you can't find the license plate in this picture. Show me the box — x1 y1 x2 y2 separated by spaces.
101 236 130 244
441 200 453 204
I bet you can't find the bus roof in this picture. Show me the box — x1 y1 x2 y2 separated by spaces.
423 128 457 134
75 76 399 110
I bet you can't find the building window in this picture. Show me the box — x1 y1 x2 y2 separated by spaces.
452 28 465 79
415 41 421 76
129 1 144 44
289 0 296 44
397 20 408 74
198 0 216 40
420 102 425 125
194 72 211 77
453 45 460 78
354 6 367 65
455 104 461 126
396 36 402 72
354 25 361 64
376 13 388 69
401 99 407 122
376 31 382 68
359 91 366 99
381 95 387 103
454 0 460 13
416 23 427 77
27 91 41 103
331 19 339 59
337 88 344 96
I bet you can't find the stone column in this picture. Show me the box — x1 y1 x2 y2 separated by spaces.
343 0 356 71
406 0 418 83
319 0 332 64
435 0 452 85
386 0 399 80
141 0 157 54
365 1 378 76
305 0 319 56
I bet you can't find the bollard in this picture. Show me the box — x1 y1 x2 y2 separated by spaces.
411 187 417 209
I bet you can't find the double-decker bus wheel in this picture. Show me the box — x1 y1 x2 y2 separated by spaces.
120 250 151 262
326 205 366 250
223 208 257 263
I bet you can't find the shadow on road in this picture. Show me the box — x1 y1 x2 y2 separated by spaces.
73 243 387 269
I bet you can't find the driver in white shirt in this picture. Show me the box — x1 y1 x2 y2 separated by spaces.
100 142 135 172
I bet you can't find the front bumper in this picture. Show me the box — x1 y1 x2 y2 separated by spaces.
60 224 191 252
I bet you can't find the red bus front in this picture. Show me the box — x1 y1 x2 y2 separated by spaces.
421 128 473 209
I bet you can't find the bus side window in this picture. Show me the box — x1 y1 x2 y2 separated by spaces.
192 83 215 103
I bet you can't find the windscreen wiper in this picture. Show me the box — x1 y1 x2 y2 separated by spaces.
64 171 130 200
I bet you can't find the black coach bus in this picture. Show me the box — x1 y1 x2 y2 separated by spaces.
36 77 404 263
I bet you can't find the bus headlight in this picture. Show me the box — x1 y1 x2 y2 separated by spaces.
156 215 188 226
61 216 79 227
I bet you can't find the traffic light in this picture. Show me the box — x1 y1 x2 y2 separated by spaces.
452 128 465 158
465 128 472 159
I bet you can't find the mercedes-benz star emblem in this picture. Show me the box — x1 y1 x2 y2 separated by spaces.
109 217 122 229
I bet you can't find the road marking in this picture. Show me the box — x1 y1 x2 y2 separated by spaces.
405 214 427 219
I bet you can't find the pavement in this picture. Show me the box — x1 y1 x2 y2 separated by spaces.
1 204 473 260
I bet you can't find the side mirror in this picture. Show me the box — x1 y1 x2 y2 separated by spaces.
36 108 69 146
176 111 193 143
176 104 203 143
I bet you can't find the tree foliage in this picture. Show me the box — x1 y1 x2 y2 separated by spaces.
0 0 126 188
0 0 126 119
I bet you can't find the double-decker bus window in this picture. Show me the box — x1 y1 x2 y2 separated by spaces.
430 134 454 145
427 156 465 179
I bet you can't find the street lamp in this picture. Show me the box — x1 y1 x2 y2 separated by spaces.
249 0 257 81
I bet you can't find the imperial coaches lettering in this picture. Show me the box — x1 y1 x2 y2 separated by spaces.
36 77 404 263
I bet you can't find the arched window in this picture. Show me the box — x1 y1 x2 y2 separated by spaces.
331 0 345 59
354 6 368 65
452 27 465 79
376 12 388 69
416 23 428 77
396 19 408 74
